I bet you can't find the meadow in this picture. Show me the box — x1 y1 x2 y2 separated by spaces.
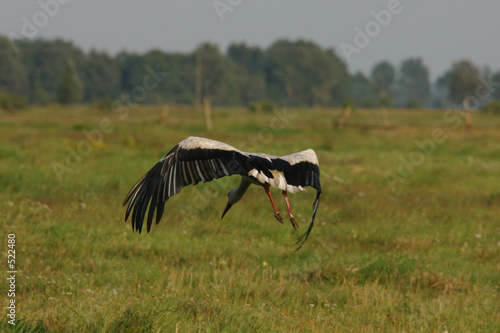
1 105 499 332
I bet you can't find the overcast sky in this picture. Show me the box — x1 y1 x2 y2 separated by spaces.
1 1 499 80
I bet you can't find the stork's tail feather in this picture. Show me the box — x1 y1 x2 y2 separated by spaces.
294 190 321 252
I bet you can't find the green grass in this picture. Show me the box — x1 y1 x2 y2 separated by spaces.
1 106 499 332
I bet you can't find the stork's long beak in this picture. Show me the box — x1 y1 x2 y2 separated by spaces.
221 202 233 219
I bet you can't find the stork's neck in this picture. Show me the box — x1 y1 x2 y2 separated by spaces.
230 177 252 204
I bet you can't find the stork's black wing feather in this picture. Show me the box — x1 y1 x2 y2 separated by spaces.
294 189 321 251
286 161 321 251
123 137 251 233
271 150 322 251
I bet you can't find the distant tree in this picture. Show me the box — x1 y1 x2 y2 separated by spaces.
350 72 377 107
57 61 83 104
0 36 28 98
327 49 351 106
117 50 196 104
82 49 121 102
232 66 267 106
195 43 238 105
143 49 197 104
19 38 86 104
117 51 148 93
227 43 264 72
441 60 481 106
399 58 430 107
431 76 448 108
227 43 266 105
492 70 500 101
371 61 395 103
12 33 489 109
263 39 349 106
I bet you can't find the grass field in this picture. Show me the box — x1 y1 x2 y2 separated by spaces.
1 105 499 332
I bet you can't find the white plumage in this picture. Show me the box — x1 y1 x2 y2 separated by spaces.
123 136 321 250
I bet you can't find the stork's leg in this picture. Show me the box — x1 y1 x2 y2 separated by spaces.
263 185 283 223
282 190 299 230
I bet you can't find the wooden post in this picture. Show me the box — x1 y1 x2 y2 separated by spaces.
203 97 213 131
465 112 472 133
160 105 169 124
336 105 352 129
256 102 262 114
195 49 202 109
380 107 390 127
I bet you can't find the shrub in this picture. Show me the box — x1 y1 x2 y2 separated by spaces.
482 101 500 115
0 91 28 111
341 99 356 110
248 100 275 113
93 98 113 111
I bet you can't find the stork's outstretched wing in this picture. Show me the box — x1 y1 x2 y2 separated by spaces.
123 137 250 233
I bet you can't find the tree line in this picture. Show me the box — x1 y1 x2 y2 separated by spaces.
0 35 498 109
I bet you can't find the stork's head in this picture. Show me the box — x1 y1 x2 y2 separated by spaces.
221 189 238 219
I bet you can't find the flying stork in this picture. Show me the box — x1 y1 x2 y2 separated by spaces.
123 136 321 250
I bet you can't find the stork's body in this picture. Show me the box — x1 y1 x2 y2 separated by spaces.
123 136 321 250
